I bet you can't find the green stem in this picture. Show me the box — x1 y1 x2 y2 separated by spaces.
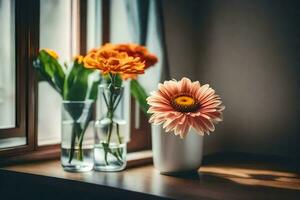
68 124 76 163
68 105 93 163
113 90 123 113
113 151 123 164
116 123 123 160
106 96 114 144
116 123 122 144
68 122 81 163
102 73 125 165
102 92 109 108
103 74 115 165
77 119 90 161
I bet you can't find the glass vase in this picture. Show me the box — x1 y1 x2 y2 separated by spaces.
61 100 94 172
94 84 127 171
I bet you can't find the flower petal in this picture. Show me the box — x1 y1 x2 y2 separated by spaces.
178 77 192 93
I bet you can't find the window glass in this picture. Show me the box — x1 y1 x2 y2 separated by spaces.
87 0 102 50
0 0 27 149
0 0 16 129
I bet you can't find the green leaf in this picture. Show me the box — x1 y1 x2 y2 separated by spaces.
33 50 65 94
33 51 100 164
89 77 101 100
62 61 100 121
114 74 123 88
130 79 149 115
63 61 95 101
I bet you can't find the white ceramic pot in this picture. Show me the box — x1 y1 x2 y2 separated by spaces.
151 124 203 174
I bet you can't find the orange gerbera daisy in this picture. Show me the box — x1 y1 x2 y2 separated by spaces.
147 77 225 138
120 73 138 80
83 48 145 75
101 43 158 80
112 44 158 69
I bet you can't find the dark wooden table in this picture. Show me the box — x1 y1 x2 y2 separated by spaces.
0 155 300 200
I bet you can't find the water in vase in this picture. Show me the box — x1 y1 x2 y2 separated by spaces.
94 118 127 171
61 147 94 172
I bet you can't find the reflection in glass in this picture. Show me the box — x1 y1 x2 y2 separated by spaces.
0 137 26 149
0 0 16 129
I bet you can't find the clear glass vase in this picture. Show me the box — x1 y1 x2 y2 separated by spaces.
94 84 127 171
61 100 94 172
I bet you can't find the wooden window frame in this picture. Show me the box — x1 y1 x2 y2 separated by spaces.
0 0 151 165
0 0 32 140
0 0 38 158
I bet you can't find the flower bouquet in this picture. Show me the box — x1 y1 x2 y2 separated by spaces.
34 43 157 172
34 49 100 172
82 43 157 171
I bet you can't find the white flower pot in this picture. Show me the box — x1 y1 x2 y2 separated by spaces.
151 124 203 174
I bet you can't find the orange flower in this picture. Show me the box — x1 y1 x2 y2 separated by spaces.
42 48 59 59
83 48 145 75
100 43 158 80
121 73 138 80
74 55 84 64
112 44 158 69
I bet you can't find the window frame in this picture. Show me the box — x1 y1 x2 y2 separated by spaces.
0 0 27 139
0 0 38 158
0 0 151 165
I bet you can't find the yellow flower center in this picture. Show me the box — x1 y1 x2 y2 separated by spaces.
171 94 200 113
174 96 195 106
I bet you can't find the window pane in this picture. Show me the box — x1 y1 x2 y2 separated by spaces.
87 0 102 50
110 0 133 43
87 0 104 122
0 0 16 129
38 0 79 145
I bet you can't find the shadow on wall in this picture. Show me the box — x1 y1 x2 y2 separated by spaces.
196 0 300 158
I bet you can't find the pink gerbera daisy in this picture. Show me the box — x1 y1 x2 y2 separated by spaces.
147 77 225 138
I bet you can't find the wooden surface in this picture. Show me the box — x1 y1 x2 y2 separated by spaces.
1 156 300 200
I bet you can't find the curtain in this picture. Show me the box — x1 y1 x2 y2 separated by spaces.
124 0 170 128
125 0 170 92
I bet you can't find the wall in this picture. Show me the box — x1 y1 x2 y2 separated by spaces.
163 0 198 80
163 0 300 158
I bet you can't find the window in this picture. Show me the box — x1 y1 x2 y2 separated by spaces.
0 0 37 158
0 0 16 130
87 0 102 50
0 0 151 163
0 0 23 149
